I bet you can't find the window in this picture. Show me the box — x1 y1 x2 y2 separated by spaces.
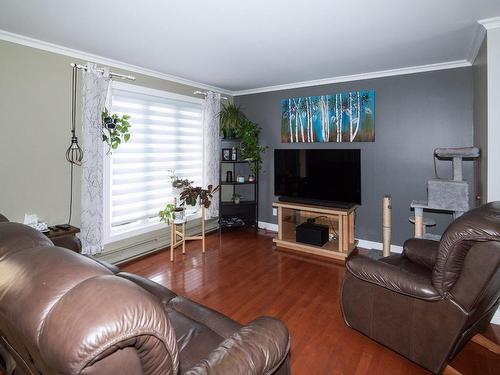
104 82 204 243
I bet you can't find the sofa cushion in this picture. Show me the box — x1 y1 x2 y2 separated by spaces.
168 296 241 339
166 308 225 373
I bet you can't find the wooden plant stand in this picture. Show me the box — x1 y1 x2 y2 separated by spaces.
272 201 357 262
170 205 206 262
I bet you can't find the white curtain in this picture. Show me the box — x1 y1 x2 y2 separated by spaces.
202 92 221 218
80 64 110 255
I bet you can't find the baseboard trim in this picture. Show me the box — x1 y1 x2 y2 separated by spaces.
258 221 279 232
356 239 404 253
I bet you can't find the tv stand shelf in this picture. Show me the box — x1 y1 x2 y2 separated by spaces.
272 201 358 262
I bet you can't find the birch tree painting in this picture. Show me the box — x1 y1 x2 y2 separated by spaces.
281 90 375 143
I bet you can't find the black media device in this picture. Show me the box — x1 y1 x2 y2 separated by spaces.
296 222 329 246
274 149 361 208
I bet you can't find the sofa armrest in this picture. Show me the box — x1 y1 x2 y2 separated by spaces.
346 254 441 300
184 317 290 375
402 238 439 270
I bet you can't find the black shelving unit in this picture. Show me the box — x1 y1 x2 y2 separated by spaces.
219 138 258 229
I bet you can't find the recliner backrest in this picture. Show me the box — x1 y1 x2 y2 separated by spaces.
0 222 179 375
432 202 500 295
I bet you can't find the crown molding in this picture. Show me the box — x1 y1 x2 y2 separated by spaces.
478 16 500 30
232 60 471 96
468 23 487 63
0 29 233 96
0 28 475 98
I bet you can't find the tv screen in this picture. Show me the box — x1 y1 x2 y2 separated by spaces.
274 149 361 206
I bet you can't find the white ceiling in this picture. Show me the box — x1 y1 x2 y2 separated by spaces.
1 0 499 93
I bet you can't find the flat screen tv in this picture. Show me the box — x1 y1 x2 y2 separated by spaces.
274 149 361 207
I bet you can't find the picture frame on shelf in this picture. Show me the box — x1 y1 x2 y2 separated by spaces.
222 148 232 161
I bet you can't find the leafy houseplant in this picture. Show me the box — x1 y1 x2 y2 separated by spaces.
169 170 192 194
219 103 245 139
101 108 131 153
158 204 176 225
232 193 241 204
180 185 219 208
235 119 268 174
159 173 219 225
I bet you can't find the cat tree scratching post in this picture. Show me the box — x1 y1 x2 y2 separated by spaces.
410 147 479 239
382 195 392 257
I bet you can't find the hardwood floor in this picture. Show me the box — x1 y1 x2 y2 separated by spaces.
121 229 500 375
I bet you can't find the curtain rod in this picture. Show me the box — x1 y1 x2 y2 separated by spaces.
194 90 229 100
70 63 136 81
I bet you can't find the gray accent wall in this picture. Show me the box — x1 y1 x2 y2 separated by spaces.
235 68 474 246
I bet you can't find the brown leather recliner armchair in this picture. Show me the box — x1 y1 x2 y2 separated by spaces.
341 202 500 374
0 222 291 375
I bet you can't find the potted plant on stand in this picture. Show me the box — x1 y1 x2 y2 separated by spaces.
169 170 192 197
159 204 185 225
159 181 219 261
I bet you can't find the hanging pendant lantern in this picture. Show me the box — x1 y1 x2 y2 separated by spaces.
66 65 83 165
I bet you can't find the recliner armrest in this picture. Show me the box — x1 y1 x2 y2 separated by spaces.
184 317 290 375
402 238 439 270
346 254 441 300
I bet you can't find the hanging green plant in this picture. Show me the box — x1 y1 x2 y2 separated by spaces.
219 103 246 139
235 119 268 174
101 108 131 153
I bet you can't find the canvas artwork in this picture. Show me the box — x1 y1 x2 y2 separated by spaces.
281 90 375 143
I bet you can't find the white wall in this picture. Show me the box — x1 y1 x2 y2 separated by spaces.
487 28 500 201
0 40 230 227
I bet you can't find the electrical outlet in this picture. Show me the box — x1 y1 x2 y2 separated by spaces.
272 208 277 216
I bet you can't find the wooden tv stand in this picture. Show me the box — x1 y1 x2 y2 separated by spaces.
272 201 358 262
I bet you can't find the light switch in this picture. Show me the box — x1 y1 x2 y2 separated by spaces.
272 208 277 216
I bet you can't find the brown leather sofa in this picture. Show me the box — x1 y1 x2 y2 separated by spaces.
0 221 291 375
0 214 82 253
341 202 500 374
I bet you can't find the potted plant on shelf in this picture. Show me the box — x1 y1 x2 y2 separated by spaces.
219 103 246 139
101 108 131 153
235 119 268 174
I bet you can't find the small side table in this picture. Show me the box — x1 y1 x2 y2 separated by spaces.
45 225 81 253
170 205 206 262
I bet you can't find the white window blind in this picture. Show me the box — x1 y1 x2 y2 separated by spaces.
105 83 203 240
